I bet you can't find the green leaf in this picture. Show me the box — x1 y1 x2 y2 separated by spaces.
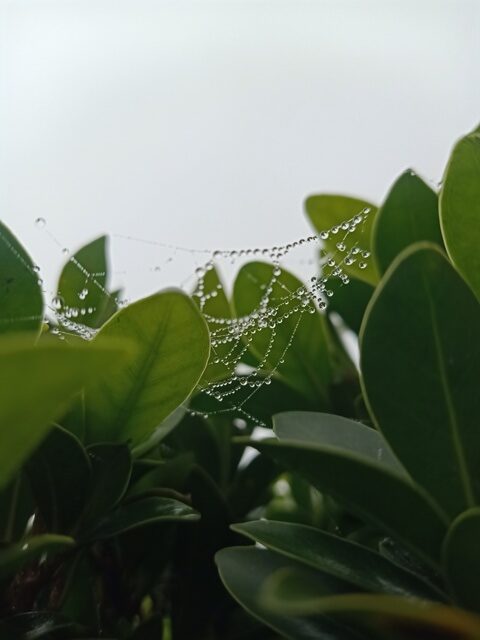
26 425 92 533
195 266 234 386
305 195 379 285
247 438 447 568
440 130 480 300
273 411 405 475
132 406 187 459
56 235 111 328
85 289 210 446
327 276 374 334
233 520 444 601
361 244 480 519
83 496 199 541
444 508 480 612
0 534 74 580
0 220 43 336
233 261 337 406
261 573 480 639
372 171 442 273
79 443 132 531
0 336 127 491
216 546 362 640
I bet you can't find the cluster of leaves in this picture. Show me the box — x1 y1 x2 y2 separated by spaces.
0 125 479 640
216 128 480 638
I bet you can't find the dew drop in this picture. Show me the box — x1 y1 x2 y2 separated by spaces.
35 217 46 228
358 262 367 270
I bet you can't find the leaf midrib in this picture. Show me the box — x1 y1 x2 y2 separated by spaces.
423 270 475 507
113 301 173 438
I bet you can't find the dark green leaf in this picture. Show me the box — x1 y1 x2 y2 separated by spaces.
247 438 447 568
79 443 132 531
444 508 480 612
361 244 480 519
273 411 405 475
26 426 92 533
261 572 480 639
327 276 374 334
233 520 444 600
216 546 362 640
83 496 199 541
85 289 210 446
372 171 442 273
0 220 43 336
440 130 480 300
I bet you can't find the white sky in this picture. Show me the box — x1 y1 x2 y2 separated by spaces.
1 0 479 299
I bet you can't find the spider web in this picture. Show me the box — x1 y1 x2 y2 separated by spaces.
13 207 374 428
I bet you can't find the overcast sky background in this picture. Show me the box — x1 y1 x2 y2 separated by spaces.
1 0 479 299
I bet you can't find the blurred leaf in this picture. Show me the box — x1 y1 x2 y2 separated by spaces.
233 520 444 601
444 508 480 613
361 244 480 519
440 130 480 300
85 289 210 447
233 262 337 406
247 438 448 568
0 336 127 491
79 443 132 531
0 534 74 580
132 406 187 458
305 195 378 285
273 411 405 475
261 572 480 640
83 496 199 541
0 220 43 336
372 171 442 273
0 474 34 542
26 426 92 533
57 235 110 329
216 546 361 640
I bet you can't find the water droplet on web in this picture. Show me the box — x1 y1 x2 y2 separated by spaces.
320 231 329 240
62 247 70 255
358 262 367 270
35 217 46 228
336 242 346 252
33 265 40 273
78 288 89 300
52 296 64 310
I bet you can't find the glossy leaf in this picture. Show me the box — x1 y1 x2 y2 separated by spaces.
273 411 405 475
440 130 480 300
233 261 337 406
373 171 442 273
216 546 361 640
233 520 444 601
0 336 127 491
0 474 34 542
262 572 480 639
444 508 480 612
85 289 210 446
83 496 199 541
305 195 379 285
26 425 92 533
57 235 110 328
0 220 43 336
248 438 447 568
361 244 480 519
0 534 74 580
